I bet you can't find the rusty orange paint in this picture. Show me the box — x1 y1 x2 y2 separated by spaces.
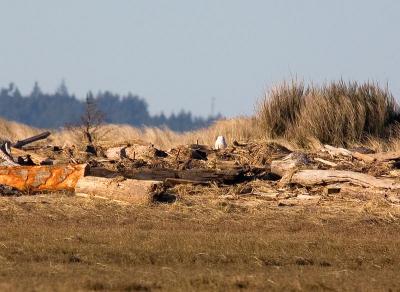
0 164 87 192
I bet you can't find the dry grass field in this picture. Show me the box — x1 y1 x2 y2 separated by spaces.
0 187 399 292
1 80 400 291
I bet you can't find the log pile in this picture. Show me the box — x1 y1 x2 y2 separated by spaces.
0 131 400 204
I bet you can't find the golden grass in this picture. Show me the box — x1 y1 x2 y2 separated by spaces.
0 189 399 291
0 118 42 142
257 80 400 147
0 116 260 150
48 117 262 150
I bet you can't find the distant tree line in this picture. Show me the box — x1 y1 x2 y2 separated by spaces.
0 82 220 131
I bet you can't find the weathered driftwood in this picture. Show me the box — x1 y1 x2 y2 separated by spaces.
323 145 376 163
369 151 400 162
89 167 244 185
13 131 51 149
0 164 87 192
314 158 337 167
290 169 400 190
349 150 400 163
351 151 376 163
272 153 400 190
0 148 18 166
75 176 164 204
164 178 209 187
270 153 310 177
323 145 352 157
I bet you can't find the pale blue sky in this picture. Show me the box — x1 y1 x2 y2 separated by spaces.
0 0 399 117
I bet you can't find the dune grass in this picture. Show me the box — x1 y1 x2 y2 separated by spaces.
257 80 400 147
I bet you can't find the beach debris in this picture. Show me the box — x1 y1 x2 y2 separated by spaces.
0 130 399 205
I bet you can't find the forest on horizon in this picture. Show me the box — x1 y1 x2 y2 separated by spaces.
0 82 220 132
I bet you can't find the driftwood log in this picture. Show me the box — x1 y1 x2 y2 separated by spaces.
322 145 394 164
75 176 164 204
314 158 337 167
270 153 310 177
369 151 400 162
164 178 210 187
0 144 18 166
290 169 400 190
13 131 51 149
323 145 352 157
89 167 244 184
351 151 376 163
0 164 87 192
271 154 400 190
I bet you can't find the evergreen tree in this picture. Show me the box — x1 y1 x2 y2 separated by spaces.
30 82 42 97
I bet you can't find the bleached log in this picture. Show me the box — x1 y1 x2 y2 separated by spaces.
0 141 18 166
314 158 337 167
369 151 400 162
323 145 352 157
0 152 18 166
0 164 87 192
323 145 376 163
351 151 376 163
75 176 164 204
336 148 400 163
290 169 400 190
273 152 400 189
270 153 310 177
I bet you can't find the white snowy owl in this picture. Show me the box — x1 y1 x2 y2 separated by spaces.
214 136 227 150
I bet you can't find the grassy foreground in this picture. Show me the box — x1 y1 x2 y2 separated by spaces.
0 192 399 292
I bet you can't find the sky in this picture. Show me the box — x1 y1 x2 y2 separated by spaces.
0 0 399 117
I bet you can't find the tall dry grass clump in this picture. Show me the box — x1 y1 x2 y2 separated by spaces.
257 80 308 138
257 80 400 146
